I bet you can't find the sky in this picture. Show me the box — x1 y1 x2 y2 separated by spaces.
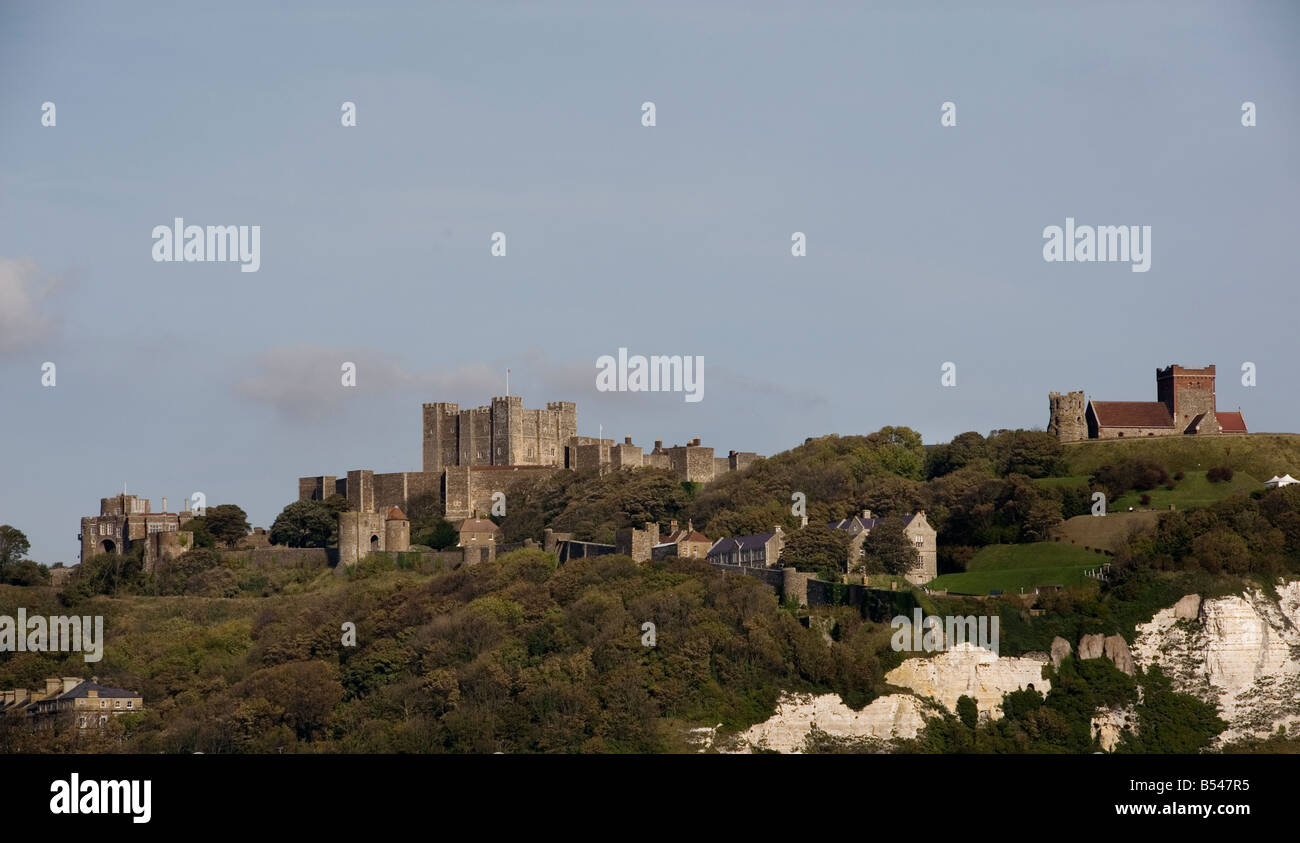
1 1 1297 563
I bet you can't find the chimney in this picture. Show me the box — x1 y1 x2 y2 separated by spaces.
670 520 678 533
862 509 872 520
162 496 167 513
624 435 632 445
692 437 701 446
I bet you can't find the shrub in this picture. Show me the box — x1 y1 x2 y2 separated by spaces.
1207 467 1234 483
1139 494 1151 506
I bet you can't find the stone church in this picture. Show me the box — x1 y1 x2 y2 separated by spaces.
1049 364 1247 442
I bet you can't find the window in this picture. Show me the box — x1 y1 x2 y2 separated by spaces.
127 700 133 709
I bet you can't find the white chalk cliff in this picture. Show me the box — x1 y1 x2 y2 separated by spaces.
1132 580 1300 745
884 641 1050 717
730 692 935 753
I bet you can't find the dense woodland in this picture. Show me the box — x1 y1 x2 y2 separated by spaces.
3 428 1300 753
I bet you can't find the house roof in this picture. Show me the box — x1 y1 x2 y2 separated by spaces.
1089 401 1174 428
385 506 407 521
1216 411 1247 432
828 514 916 532
707 533 776 556
457 518 500 533
664 529 710 544
55 681 139 700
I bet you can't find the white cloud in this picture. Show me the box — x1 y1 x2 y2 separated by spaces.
0 259 59 354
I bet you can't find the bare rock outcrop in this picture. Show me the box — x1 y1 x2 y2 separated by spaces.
1050 636 1072 668
884 641 1049 718
1103 634 1135 675
1078 633 1106 660
1173 593 1202 620
1133 581 1300 744
1090 706 1138 752
730 692 933 753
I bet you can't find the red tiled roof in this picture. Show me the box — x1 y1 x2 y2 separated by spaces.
386 506 407 521
1089 401 1174 428
458 518 500 533
1217 411 1247 432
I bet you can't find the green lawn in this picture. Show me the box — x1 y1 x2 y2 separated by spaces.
1110 470 1260 510
927 542 1105 595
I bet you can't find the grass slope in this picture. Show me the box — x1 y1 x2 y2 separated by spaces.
1061 433 1300 481
928 542 1104 595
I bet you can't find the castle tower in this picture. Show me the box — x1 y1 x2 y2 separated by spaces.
1157 364 1217 433
422 402 460 474
1047 391 1088 442
384 506 410 553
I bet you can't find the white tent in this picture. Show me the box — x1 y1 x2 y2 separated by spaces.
1265 474 1298 489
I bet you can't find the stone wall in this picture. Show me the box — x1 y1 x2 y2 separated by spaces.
443 464 558 520
220 547 336 567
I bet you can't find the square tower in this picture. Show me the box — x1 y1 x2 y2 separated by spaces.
1157 365 1216 432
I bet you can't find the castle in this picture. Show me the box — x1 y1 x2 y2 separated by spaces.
78 494 194 570
299 395 759 524
1048 364 1247 442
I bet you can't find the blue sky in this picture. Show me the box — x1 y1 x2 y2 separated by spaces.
1 1 1297 562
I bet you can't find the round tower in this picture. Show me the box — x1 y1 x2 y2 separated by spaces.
1047 391 1087 442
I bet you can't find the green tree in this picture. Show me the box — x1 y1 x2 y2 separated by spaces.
0 525 30 579
862 516 920 576
781 524 850 580
205 504 251 548
418 519 459 550
956 695 979 729
269 500 338 548
3 559 49 586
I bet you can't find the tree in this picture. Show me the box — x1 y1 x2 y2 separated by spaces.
269 500 338 548
781 524 850 580
861 517 919 576
956 695 979 729
0 525 30 578
988 430 1064 478
205 504 251 548
3 559 49 586
418 519 459 551
183 516 217 548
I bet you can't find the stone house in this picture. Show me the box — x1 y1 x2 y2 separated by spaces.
829 509 937 585
653 520 711 560
1 677 143 730
706 527 785 568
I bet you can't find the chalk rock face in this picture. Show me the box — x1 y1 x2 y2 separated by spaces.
884 641 1049 717
1173 594 1202 620
1090 706 1138 752
1103 634 1135 675
732 693 933 753
1078 633 1106 660
1133 581 1300 744
1050 636 1072 668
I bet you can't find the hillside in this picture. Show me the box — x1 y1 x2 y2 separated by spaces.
1061 434 1300 481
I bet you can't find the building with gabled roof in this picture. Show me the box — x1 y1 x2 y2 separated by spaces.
1050 364 1248 441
